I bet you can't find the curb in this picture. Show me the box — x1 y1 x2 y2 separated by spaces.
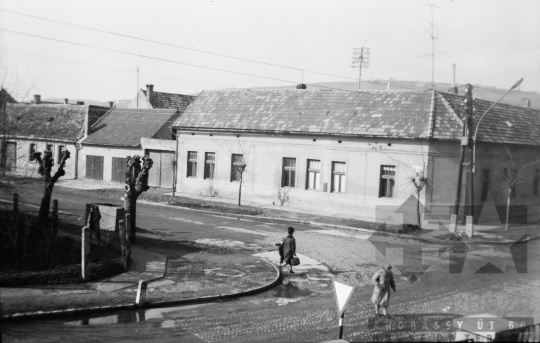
0 259 281 322
138 200 539 245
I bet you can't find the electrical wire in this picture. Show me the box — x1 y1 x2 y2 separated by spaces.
0 8 357 81
1 28 352 90
1 47 228 88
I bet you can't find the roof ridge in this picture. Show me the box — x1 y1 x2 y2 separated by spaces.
152 90 197 97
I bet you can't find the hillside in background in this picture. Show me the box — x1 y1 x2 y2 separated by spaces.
43 79 539 110
254 80 540 110
43 98 132 108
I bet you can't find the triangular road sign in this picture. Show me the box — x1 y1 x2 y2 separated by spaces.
332 278 356 317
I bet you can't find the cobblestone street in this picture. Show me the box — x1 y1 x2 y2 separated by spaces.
4 218 539 343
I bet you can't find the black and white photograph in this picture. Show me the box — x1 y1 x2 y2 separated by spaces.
1 1 539 342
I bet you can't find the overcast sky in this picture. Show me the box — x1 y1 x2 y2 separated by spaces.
1 0 539 102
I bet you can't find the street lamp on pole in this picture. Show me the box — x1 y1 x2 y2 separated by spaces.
471 77 524 173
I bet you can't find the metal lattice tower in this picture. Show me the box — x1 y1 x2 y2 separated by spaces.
351 47 370 90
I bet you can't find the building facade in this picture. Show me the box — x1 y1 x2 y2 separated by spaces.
1 102 110 180
172 89 540 225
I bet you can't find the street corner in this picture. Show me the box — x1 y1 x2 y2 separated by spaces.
253 251 333 301
367 199 435 285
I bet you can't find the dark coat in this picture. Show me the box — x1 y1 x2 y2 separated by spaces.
371 268 396 307
279 235 296 264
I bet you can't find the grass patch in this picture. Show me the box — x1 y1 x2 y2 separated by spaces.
0 209 123 286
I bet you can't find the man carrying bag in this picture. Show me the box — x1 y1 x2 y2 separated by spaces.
279 227 297 274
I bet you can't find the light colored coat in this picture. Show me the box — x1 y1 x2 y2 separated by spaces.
371 268 396 308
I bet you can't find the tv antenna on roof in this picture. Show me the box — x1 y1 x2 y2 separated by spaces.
351 47 370 90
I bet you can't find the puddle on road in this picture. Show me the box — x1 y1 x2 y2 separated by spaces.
64 303 210 326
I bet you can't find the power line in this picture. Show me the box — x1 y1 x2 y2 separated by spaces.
0 47 228 88
0 28 308 87
0 8 357 81
1 30 443 98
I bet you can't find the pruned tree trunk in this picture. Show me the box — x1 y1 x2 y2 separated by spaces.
238 172 243 206
123 155 153 242
35 150 70 227
416 191 422 230
505 191 511 231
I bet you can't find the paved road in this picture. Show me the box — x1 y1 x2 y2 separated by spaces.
1 183 540 342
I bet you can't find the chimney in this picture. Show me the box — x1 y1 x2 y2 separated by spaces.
76 101 85 105
64 98 69 104
109 101 114 108
146 84 154 99
387 82 391 91
523 98 530 108
33 94 41 104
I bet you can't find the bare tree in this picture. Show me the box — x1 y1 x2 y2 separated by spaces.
219 135 254 206
389 142 430 229
274 168 290 206
34 149 70 226
124 155 153 242
492 145 540 231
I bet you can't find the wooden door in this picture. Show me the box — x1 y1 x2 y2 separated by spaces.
159 152 175 188
5 142 17 171
148 150 161 187
111 157 126 183
86 155 104 180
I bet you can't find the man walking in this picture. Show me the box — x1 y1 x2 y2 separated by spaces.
279 227 297 274
371 264 396 318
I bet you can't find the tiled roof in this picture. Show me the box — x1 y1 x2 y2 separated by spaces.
173 89 435 138
440 92 540 145
2 103 109 140
145 90 196 112
83 108 178 147
173 89 540 146
1 89 17 103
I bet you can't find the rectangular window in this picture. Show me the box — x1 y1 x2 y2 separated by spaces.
204 152 216 180
29 143 36 161
46 144 54 163
503 168 517 197
481 170 490 201
230 154 243 182
187 151 197 178
534 169 539 197
331 162 346 193
281 157 296 187
57 145 65 162
379 165 396 198
306 159 321 190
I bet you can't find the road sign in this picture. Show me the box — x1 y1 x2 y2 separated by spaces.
332 278 356 317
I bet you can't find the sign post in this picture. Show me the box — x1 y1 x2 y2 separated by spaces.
332 278 356 340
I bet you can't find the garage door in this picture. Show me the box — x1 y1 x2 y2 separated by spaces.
86 155 104 180
2 142 17 171
148 150 175 188
111 157 126 183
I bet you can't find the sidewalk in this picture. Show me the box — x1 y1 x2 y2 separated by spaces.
0 245 280 321
55 178 540 244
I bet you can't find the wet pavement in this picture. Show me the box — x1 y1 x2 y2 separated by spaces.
1 183 540 342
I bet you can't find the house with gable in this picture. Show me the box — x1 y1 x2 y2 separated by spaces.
1 96 110 180
171 88 540 225
125 84 196 188
81 107 179 187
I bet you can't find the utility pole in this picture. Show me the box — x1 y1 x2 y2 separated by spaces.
351 47 370 90
450 84 475 236
426 2 439 89
1 88 6 175
136 66 140 108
